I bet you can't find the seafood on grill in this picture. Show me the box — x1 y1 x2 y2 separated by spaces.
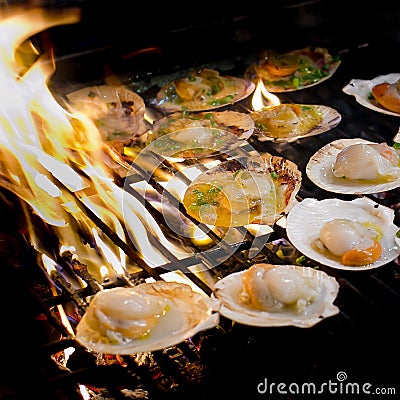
75 281 219 354
286 197 400 271
245 47 341 92
371 78 400 114
315 218 382 266
306 138 400 194
147 110 255 158
182 154 301 227
153 68 255 113
342 73 400 117
250 103 341 142
65 84 148 153
213 263 340 327
332 141 400 181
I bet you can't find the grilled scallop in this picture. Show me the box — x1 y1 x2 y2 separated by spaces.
148 110 255 158
182 154 301 227
245 47 341 92
286 197 400 271
306 138 400 194
76 281 219 354
153 68 255 113
371 79 400 114
65 84 147 152
213 263 340 327
250 103 341 142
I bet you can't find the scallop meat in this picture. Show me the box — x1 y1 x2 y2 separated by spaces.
182 154 302 227
306 138 400 194
286 197 400 271
75 281 219 354
251 103 341 142
213 263 340 327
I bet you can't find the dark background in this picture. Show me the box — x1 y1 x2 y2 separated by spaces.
1 1 400 399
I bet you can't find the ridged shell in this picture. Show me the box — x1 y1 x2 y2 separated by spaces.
148 110 255 159
286 197 400 271
75 281 219 354
153 71 255 113
182 154 302 227
252 104 341 142
245 47 341 93
65 84 147 151
212 264 340 327
306 138 400 194
343 73 400 117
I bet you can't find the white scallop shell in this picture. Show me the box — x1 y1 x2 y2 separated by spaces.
253 104 341 143
306 138 400 194
212 264 340 327
148 110 255 159
65 84 147 148
342 73 400 117
154 73 255 113
182 154 302 226
76 281 219 354
286 197 400 271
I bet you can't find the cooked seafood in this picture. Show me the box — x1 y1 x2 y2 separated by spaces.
306 138 400 194
286 197 400 271
213 263 340 327
153 68 255 113
332 141 400 181
65 84 147 152
182 154 301 227
147 110 254 158
315 218 382 266
75 281 219 354
371 78 400 113
250 103 341 142
245 47 341 92
342 73 400 117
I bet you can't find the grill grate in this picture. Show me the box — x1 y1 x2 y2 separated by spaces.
2 38 400 400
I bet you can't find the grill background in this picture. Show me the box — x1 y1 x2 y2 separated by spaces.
1 1 400 399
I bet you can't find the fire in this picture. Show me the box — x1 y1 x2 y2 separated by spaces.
0 7 201 286
251 79 281 111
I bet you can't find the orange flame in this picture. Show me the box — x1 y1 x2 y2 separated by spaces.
0 8 198 285
251 79 281 111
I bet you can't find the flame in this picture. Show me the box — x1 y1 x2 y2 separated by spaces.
0 7 201 286
251 79 280 111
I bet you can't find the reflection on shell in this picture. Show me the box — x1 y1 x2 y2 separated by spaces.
213 264 340 327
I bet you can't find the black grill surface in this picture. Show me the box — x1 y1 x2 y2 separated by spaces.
1 3 400 400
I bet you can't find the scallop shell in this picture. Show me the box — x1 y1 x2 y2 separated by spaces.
251 104 341 142
75 281 219 354
306 138 400 194
245 47 341 93
212 264 340 327
153 70 255 113
148 110 255 159
342 73 400 117
286 197 400 271
182 154 302 227
65 84 147 151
